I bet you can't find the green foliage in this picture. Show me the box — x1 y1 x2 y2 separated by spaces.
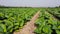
0 7 60 34
47 7 60 19
0 7 39 34
35 11 60 34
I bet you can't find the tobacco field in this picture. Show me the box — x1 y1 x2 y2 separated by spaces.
0 7 60 34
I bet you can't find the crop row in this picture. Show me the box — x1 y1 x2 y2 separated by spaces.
0 8 39 34
0 7 60 34
35 9 60 34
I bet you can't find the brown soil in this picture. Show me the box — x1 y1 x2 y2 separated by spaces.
13 11 40 34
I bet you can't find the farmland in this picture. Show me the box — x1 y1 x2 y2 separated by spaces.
0 7 60 34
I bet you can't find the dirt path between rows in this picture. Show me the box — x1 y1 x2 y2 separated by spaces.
13 11 40 34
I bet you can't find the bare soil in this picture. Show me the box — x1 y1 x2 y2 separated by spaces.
13 11 40 34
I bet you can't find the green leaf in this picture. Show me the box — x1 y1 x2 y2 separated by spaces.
0 26 3 32
56 30 60 34
42 25 52 33
0 24 6 32
58 26 60 29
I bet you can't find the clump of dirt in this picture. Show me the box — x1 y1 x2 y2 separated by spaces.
13 11 40 34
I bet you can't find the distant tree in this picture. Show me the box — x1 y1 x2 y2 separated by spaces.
0 5 5 7
59 6 60 7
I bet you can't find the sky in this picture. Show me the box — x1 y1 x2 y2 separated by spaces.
0 0 60 7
